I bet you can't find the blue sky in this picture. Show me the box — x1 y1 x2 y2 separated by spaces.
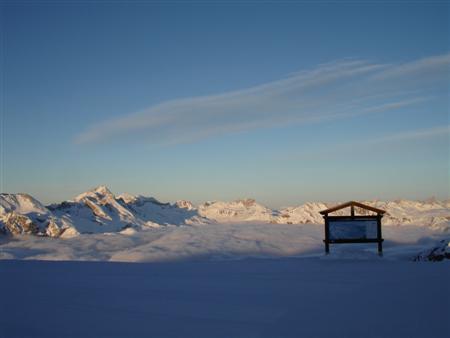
1 1 449 207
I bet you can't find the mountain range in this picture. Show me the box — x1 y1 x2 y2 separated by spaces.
1 185 449 238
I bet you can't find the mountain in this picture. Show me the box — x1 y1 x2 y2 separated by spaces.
275 202 329 224
372 200 450 230
0 193 62 236
116 194 210 226
198 199 275 223
276 200 450 230
48 185 148 237
1 185 209 237
1 185 449 237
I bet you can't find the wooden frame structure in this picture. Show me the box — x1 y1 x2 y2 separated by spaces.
319 201 385 255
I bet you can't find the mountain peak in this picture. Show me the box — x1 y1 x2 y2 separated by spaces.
75 185 114 202
0 193 49 215
91 185 112 195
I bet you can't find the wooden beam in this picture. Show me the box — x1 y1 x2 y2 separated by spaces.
351 201 386 215
327 238 384 244
326 215 379 220
319 201 386 215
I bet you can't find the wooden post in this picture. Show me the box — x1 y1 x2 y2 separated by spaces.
324 215 330 254
377 213 383 256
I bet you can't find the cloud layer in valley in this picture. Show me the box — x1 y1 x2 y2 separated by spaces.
75 53 450 145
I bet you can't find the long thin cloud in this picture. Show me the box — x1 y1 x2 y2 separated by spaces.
372 53 450 80
75 53 450 145
367 125 450 144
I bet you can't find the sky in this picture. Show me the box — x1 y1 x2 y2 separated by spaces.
1 0 449 208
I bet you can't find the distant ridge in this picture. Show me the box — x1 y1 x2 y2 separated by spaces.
1 186 449 237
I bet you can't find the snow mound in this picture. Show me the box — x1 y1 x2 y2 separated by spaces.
414 239 450 261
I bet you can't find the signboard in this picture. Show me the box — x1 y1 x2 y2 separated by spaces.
329 219 378 240
320 202 385 255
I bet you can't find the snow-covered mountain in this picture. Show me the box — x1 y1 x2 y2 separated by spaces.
1 185 449 237
0 193 62 236
48 185 149 237
275 200 450 230
116 193 210 226
275 202 329 225
198 199 275 223
0 185 213 237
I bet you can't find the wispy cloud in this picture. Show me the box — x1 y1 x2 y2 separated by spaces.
372 53 450 81
366 125 450 144
75 53 450 145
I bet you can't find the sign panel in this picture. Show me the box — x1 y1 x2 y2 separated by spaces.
329 219 378 240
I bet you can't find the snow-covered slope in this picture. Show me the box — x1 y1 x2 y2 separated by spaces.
414 238 450 261
116 194 210 226
0 193 48 215
0 193 62 236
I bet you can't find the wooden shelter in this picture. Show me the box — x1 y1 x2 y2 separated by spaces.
319 201 385 255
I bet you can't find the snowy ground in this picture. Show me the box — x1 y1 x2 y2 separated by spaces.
1 223 448 338
1 258 448 338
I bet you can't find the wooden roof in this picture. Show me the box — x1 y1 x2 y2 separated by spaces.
319 201 386 215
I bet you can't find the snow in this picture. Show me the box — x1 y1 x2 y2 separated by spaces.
1 187 448 337
0 222 447 262
276 200 450 229
121 195 210 226
198 199 275 222
0 193 48 215
0 258 448 338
